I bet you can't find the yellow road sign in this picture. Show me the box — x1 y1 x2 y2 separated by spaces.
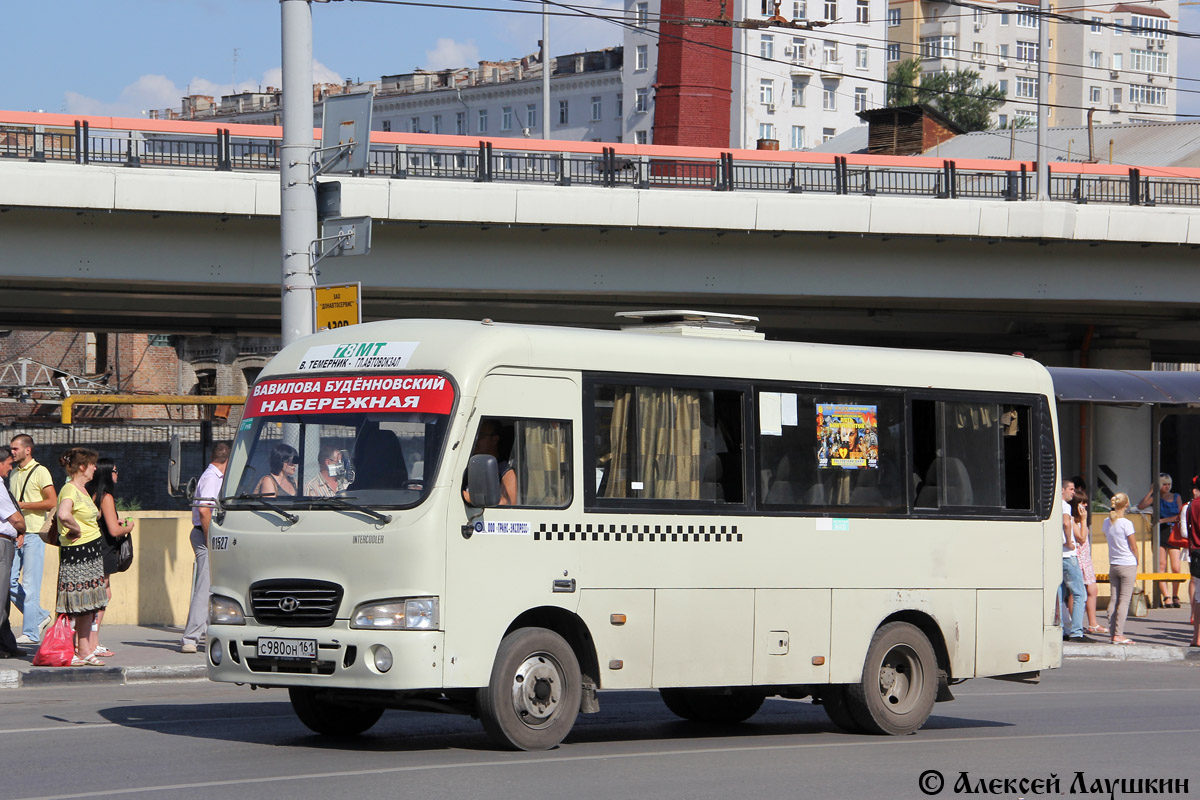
314 282 361 331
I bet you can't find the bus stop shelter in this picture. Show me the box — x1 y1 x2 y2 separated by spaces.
1048 367 1200 604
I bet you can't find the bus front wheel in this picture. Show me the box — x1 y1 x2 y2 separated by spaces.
846 621 938 735
659 689 764 724
477 627 582 751
288 688 384 738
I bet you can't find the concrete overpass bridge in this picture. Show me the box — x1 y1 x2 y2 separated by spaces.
3 111 1200 363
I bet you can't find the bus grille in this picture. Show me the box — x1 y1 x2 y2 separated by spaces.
249 579 344 627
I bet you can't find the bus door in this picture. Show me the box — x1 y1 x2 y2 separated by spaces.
443 371 581 687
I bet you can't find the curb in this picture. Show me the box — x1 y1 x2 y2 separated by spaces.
0 663 208 689
1064 642 1200 662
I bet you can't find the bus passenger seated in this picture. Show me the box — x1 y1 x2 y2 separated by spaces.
304 443 348 496
462 419 517 505
348 430 407 491
255 443 298 497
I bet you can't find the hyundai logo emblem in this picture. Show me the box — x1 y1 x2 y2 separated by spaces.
278 596 300 613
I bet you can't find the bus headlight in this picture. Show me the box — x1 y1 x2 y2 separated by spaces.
209 595 246 626
351 598 440 630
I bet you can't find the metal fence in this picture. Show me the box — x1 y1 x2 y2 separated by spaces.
4 121 1199 208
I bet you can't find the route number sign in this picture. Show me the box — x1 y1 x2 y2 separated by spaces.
314 282 362 332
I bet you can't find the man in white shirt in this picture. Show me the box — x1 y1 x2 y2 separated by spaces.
0 447 28 658
1060 479 1088 642
181 443 229 654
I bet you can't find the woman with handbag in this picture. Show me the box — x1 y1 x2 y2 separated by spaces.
86 458 134 658
1138 473 1185 608
53 447 109 666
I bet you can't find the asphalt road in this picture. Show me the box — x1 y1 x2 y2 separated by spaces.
1 660 1197 800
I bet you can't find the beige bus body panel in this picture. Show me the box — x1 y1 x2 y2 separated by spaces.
578 589 655 688
976 589 1045 677
652 589 755 686
753 589 832 684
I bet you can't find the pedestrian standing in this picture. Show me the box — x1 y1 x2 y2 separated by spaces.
1138 473 1184 608
87 458 134 658
0 446 28 658
54 447 108 666
8 434 56 645
1103 493 1138 645
1060 478 1088 642
182 442 229 654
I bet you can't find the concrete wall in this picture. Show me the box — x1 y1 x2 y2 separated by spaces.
11 511 196 628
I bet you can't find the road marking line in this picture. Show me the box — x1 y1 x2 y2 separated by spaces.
10 727 1200 800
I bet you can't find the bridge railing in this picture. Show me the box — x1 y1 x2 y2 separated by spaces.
3 115 1200 208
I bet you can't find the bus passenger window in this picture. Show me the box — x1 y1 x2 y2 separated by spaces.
912 399 1033 511
759 390 904 512
466 417 573 508
593 384 744 505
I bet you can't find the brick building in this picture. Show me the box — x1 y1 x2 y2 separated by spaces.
0 331 277 508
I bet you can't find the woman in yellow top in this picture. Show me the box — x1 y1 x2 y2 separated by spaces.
54 447 108 666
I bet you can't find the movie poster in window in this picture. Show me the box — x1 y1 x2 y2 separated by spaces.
816 403 878 469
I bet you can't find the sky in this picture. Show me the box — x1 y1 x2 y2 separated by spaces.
2 0 622 118
3 0 1199 120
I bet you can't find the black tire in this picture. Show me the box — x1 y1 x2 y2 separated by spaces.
477 627 582 751
845 621 938 735
659 688 764 724
818 685 868 734
288 688 384 738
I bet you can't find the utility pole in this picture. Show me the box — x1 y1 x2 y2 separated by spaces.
1036 0 1049 200
280 0 319 347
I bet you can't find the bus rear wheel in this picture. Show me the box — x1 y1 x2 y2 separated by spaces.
477 627 581 751
288 688 384 738
845 621 938 735
659 689 764 724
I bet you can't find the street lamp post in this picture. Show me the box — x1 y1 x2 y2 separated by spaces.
280 0 319 347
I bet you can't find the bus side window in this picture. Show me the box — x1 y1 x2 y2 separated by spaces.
469 417 573 508
593 383 744 505
511 419 572 507
912 399 1034 511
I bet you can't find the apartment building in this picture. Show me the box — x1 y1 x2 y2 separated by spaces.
728 0 890 148
887 0 1177 128
157 0 887 150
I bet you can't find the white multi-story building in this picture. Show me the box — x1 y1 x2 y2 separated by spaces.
886 0 1177 129
156 0 890 149
727 0 890 148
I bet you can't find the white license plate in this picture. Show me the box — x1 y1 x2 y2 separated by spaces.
256 637 317 660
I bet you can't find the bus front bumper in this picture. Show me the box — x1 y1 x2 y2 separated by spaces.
205 623 445 689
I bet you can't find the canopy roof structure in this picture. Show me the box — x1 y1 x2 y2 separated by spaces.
1047 368 1200 406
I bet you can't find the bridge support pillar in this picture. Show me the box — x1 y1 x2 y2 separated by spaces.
1087 338 1152 509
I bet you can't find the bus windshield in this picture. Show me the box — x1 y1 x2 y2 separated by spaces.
223 373 455 509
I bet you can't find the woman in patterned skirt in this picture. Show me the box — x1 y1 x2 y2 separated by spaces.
54 447 108 666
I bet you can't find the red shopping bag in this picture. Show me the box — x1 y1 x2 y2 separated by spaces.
32 615 75 667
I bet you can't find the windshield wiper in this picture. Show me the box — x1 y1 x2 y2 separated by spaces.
225 493 300 525
305 496 392 525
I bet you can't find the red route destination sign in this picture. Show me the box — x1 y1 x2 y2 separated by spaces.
245 374 454 417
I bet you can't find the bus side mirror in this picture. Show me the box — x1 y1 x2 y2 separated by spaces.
167 435 182 497
467 454 501 508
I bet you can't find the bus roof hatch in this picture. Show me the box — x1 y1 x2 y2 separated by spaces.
614 310 765 340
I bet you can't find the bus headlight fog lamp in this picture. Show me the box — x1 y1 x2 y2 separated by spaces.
209 595 246 625
373 646 393 672
351 597 440 630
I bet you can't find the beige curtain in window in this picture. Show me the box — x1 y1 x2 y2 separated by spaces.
603 388 633 498
519 421 568 506
637 387 702 500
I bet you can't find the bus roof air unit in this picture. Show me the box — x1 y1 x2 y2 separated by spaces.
614 310 765 340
